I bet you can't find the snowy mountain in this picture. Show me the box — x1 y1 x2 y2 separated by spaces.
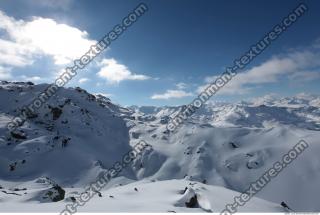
0 81 319 212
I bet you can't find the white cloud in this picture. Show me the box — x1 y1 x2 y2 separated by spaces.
204 75 219 83
97 58 150 84
0 66 12 79
0 10 95 66
176 82 187 89
151 90 193 100
197 48 320 95
250 93 279 106
18 75 42 82
289 70 320 82
95 93 113 98
79 78 89 84
0 39 33 67
152 82 193 100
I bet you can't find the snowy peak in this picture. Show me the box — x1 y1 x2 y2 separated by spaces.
0 82 133 185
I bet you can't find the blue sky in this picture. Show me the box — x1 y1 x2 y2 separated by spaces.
0 0 319 106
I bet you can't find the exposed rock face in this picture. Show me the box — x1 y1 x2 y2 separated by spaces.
42 185 65 202
50 107 63 120
175 187 200 209
185 194 198 208
10 130 27 140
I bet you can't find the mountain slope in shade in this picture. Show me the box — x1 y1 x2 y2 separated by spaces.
0 81 135 186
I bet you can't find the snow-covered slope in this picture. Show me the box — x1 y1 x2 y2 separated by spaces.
0 179 285 212
0 81 134 186
127 94 320 212
0 81 319 212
